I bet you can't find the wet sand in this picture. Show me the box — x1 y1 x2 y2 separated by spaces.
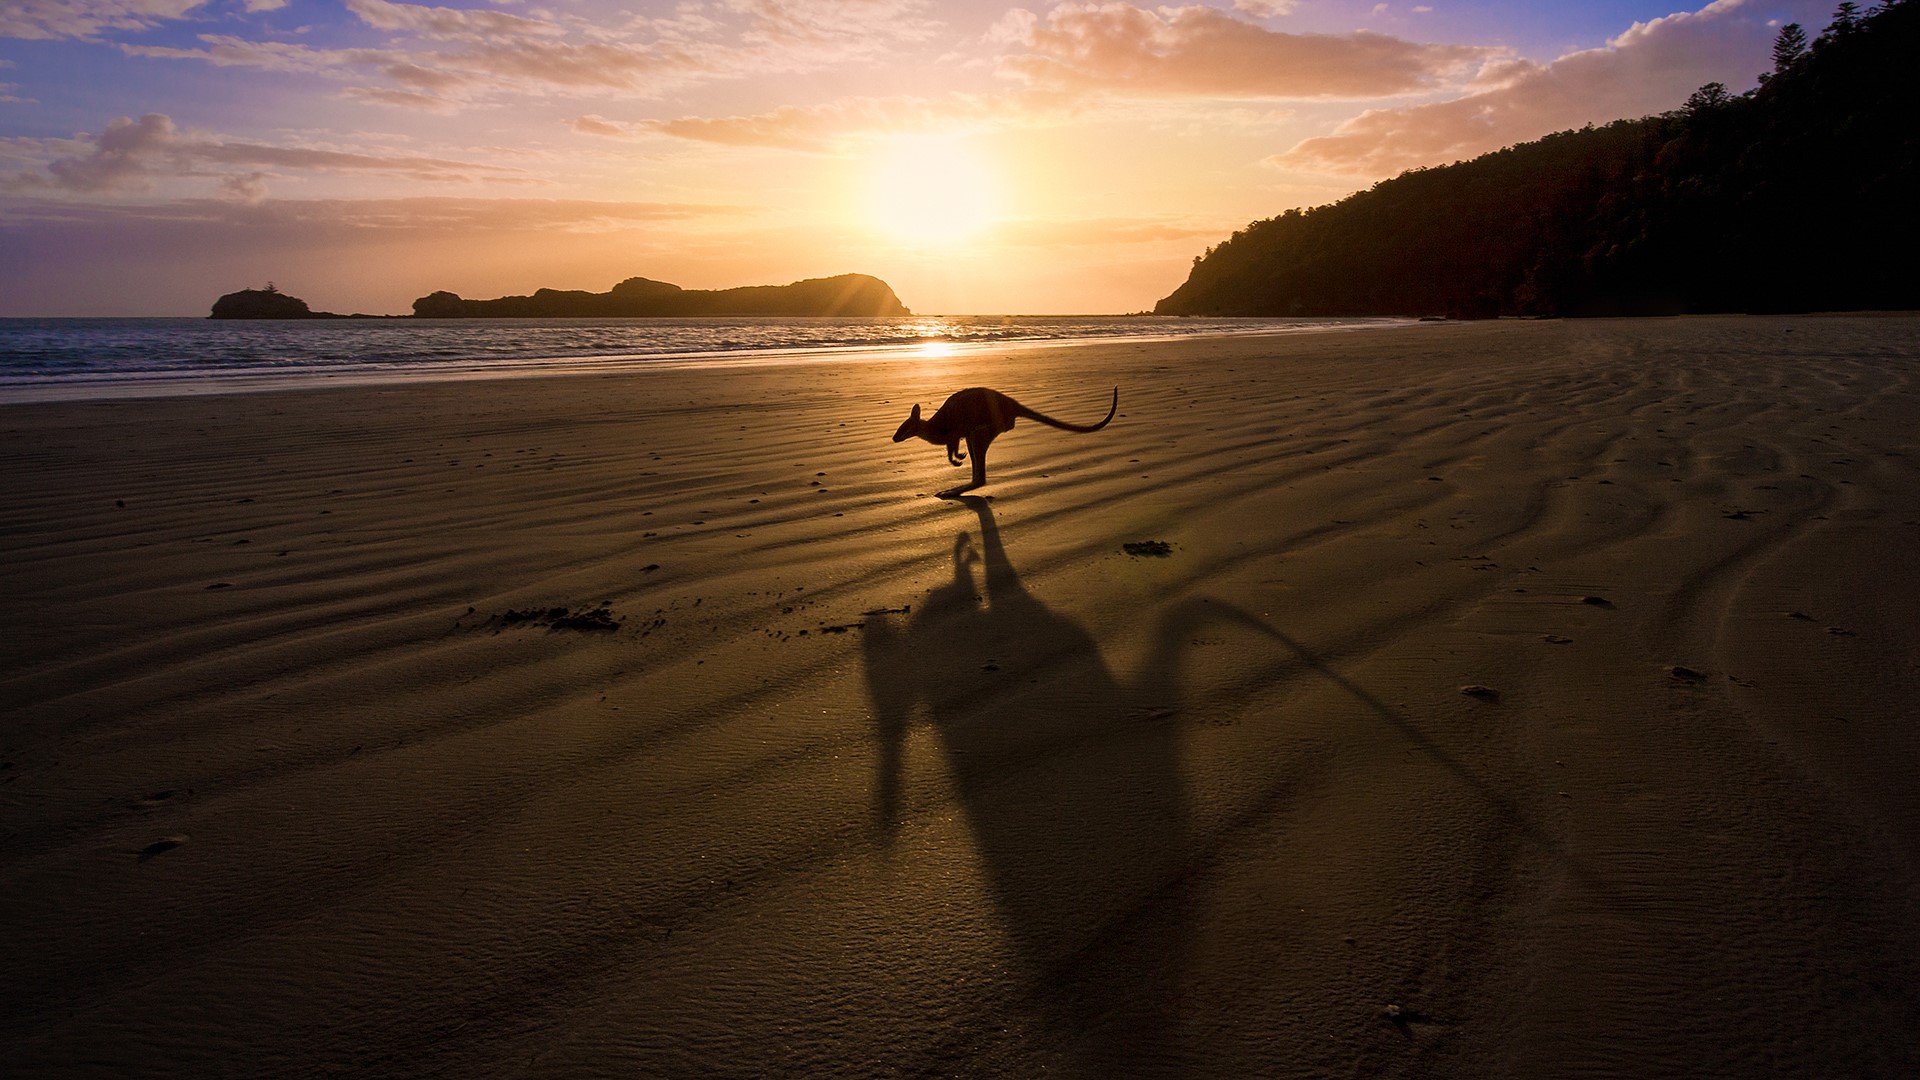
3 315 1918 1077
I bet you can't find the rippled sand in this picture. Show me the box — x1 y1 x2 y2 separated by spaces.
3 316 1918 1078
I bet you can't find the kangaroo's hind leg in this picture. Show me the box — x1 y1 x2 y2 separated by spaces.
937 429 994 499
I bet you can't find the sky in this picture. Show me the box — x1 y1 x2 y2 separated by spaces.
0 0 1839 315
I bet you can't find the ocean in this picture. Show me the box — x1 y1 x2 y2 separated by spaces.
0 315 1411 402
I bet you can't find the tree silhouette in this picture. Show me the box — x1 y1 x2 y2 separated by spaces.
1771 23 1808 73
1682 81 1733 114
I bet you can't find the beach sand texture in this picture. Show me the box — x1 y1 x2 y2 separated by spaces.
3 316 1918 1078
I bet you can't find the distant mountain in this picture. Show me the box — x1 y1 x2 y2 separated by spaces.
411 274 912 318
1157 1 1919 318
209 285 349 319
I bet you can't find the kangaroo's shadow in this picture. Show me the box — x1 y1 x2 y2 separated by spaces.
863 497 1226 1074
863 499 1608 1072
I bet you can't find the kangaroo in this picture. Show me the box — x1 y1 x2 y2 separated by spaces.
892 386 1118 498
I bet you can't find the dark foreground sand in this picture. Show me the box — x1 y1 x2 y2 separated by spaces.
3 316 1918 1078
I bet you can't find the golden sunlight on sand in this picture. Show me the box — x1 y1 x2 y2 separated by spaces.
3 317 1918 1077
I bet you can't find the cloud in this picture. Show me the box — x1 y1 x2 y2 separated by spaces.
569 114 637 139
114 0 944 109
342 85 463 112
735 0 941 56
44 112 178 191
344 0 564 40
0 60 31 102
2 113 529 196
573 92 1025 152
0 193 748 232
993 2 1500 99
1232 1 1296 17
0 0 206 41
123 35 383 73
1274 0 1792 176
218 170 271 204
994 215 1222 247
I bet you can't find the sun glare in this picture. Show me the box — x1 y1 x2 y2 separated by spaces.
858 135 999 249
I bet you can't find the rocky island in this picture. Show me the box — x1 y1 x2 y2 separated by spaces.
208 284 352 319
207 273 910 320
411 273 910 318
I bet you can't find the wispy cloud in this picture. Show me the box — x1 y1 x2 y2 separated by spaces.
572 92 1032 152
1232 1 1297 17
1274 0 1783 175
343 0 565 41
114 0 944 110
0 192 749 231
0 59 32 103
994 215 1223 246
993 2 1500 99
0 0 207 41
123 35 386 74
1 113 529 197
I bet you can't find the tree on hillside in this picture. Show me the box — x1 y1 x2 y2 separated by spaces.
1682 82 1733 114
1771 23 1808 72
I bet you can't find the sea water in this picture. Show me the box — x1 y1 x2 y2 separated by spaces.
0 315 1410 401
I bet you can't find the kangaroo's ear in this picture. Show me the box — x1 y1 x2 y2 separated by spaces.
910 404 921 419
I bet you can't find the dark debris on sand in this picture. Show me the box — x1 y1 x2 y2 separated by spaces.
1123 540 1174 557
495 605 623 632
137 835 187 862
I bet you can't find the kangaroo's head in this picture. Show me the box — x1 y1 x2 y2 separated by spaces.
892 403 922 443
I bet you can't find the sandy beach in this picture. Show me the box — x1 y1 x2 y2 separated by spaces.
3 315 1918 1077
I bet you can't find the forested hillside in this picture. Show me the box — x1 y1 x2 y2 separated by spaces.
1156 2 1919 318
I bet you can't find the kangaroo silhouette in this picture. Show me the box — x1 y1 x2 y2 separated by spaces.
892 387 1118 498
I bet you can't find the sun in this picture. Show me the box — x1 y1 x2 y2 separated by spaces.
857 135 1000 248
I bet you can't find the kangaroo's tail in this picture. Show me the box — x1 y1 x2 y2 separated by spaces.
1020 387 1118 433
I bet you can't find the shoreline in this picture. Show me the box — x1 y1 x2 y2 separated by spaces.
3 315 1916 1077
0 315 1415 405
